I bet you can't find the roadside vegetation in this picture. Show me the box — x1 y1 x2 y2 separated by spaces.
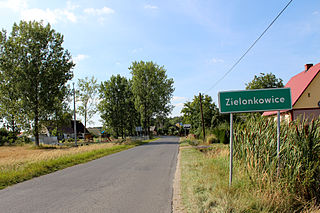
0 138 158 190
180 116 320 212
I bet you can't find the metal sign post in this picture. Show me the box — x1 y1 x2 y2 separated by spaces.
218 88 292 187
277 110 280 176
229 113 233 186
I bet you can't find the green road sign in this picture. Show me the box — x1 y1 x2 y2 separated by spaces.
218 88 292 113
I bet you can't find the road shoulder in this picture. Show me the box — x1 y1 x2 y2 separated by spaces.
172 147 185 213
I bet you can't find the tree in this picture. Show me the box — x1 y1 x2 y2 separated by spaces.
181 94 223 137
98 75 138 138
245 73 284 90
129 61 174 136
0 21 74 146
0 29 25 132
77 76 98 137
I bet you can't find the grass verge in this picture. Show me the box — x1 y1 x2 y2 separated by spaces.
180 144 319 212
0 138 159 190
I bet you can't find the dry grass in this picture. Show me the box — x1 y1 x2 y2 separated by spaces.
0 143 115 171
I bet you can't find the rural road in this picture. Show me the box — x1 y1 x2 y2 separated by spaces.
0 137 179 213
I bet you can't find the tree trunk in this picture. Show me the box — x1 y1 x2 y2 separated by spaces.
84 107 87 138
144 105 147 136
35 109 39 146
147 117 151 137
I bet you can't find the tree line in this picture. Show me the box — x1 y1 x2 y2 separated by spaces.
0 20 174 146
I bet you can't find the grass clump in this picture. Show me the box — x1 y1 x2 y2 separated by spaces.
206 134 218 144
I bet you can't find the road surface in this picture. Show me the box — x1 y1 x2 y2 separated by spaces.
0 137 179 213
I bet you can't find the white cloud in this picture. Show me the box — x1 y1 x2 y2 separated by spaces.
66 1 79 10
0 0 115 25
172 96 186 102
21 8 78 24
208 58 224 64
144 5 158 10
313 11 319 15
0 0 28 12
84 7 114 16
73 54 89 64
1 0 79 24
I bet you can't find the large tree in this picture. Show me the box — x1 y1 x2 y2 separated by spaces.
77 76 98 136
0 29 25 132
99 75 138 138
0 21 74 146
181 94 219 133
245 72 284 90
129 61 174 136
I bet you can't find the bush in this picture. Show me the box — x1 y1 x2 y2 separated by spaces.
16 136 32 145
187 139 199 146
67 138 74 142
0 128 18 146
211 123 229 144
206 134 218 144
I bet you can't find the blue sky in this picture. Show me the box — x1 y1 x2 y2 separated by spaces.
1 0 320 127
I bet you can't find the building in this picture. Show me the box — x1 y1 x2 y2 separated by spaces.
263 63 320 121
43 120 89 139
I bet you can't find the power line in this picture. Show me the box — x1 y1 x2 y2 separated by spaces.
205 0 294 94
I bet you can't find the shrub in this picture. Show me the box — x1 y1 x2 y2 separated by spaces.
0 128 18 146
16 136 32 145
211 123 229 144
67 138 74 142
188 139 199 146
206 134 218 144
0 128 9 146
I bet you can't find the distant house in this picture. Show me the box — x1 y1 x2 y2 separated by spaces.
263 63 320 121
43 120 89 139
87 127 103 137
61 120 89 139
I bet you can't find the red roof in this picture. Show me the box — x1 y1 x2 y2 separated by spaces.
263 63 320 116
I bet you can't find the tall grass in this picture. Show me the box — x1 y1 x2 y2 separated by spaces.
234 115 320 208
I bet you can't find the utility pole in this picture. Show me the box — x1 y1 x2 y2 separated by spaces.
199 93 205 141
73 82 77 146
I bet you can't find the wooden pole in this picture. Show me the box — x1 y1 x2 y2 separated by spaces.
199 93 206 141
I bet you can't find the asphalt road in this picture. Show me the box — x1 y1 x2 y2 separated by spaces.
0 136 179 213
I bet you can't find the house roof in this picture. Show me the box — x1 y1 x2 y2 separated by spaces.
263 63 320 116
87 127 102 136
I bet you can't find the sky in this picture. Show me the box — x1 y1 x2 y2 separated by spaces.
1 0 320 127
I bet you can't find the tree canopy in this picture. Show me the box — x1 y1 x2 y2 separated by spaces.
99 74 138 138
181 94 220 132
0 21 74 145
245 73 284 90
77 76 99 136
129 61 174 136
